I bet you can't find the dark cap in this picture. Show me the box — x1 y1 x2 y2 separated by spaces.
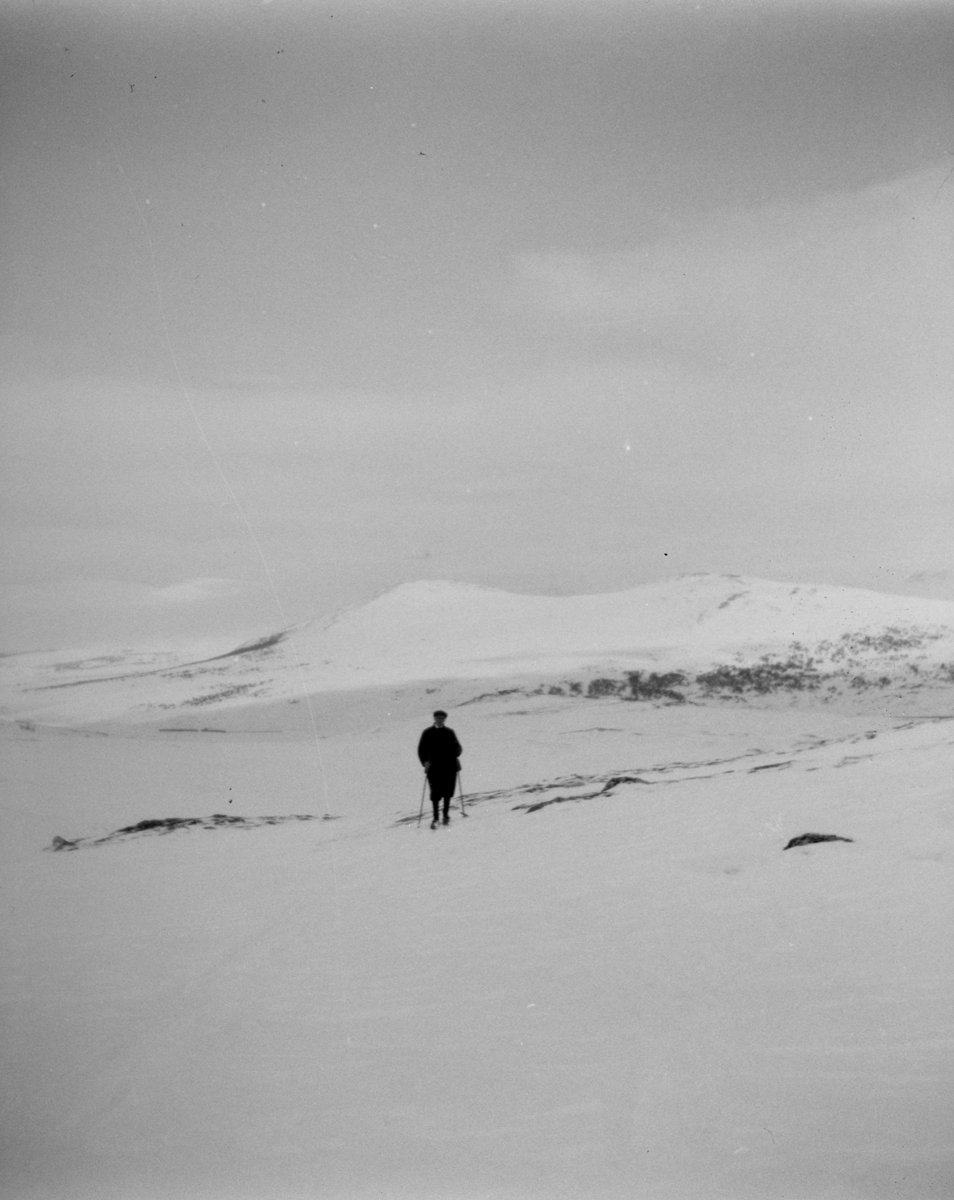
433 710 448 719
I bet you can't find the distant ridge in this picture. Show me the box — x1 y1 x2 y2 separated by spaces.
3 575 954 725
301 574 954 682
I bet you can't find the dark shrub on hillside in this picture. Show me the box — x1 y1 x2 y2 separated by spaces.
695 659 822 695
625 671 687 702
584 672 687 702
587 677 624 697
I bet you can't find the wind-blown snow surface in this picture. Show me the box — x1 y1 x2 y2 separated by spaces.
2 577 954 1200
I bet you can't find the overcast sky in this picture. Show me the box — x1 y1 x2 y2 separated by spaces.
2 0 953 650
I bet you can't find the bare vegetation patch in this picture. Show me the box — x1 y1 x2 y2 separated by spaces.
47 813 320 851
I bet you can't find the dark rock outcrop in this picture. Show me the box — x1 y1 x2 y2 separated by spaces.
784 832 854 850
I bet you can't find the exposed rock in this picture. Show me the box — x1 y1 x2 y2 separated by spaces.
46 813 319 851
49 836 79 851
784 832 854 850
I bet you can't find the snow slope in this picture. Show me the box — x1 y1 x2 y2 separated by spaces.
3 574 954 725
2 577 954 1199
3 700 953 1200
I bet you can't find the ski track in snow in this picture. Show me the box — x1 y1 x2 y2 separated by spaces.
395 715 954 823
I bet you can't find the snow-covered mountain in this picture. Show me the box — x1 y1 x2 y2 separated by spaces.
3 574 954 726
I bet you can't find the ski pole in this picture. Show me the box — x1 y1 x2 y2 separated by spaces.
458 770 468 817
417 774 427 828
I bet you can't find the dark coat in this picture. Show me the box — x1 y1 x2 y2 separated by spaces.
417 725 462 774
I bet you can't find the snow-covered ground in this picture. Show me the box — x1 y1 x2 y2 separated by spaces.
2 577 953 1199
5 574 954 727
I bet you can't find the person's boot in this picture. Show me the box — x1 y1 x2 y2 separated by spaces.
430 818 439 829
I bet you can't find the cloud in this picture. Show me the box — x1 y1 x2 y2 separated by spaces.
901 569 954 600
512 163 954 392
906 569 951 585
0 576 271 651
151 577 245 604
3 158 952 651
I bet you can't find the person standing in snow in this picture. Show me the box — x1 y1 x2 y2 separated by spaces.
418 710 462 828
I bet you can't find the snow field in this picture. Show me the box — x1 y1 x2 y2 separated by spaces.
2 694 953 1200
